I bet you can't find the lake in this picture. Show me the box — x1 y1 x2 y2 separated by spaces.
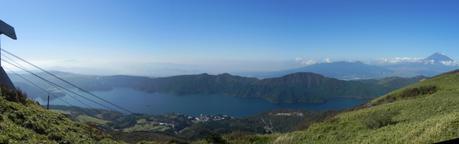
38 88 367 117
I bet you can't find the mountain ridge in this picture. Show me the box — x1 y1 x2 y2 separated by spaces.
11 71 425 104
244 53 458 79
234 69 459 143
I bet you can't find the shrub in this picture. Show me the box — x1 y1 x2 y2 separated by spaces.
362 110 399 129
398 85 437 98
373 85 437 105
0 86 28 104
205 133 228 144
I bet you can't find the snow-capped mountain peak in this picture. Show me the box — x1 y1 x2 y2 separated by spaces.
422 52 454 65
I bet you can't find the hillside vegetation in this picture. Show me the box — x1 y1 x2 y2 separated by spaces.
137 72 424 103
0 87 119 143
224 70 459 144
49 105 337 143
243 71 459 144
13 72 424 104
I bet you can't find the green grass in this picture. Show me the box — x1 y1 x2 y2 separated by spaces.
0 89 121 144
120 118 171 133
230 72 459 144
76 115 110 125
122 124 170 133
50 109 71 115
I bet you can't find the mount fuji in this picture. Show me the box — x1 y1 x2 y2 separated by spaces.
422 52 455 65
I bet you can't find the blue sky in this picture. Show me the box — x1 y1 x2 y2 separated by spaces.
0 0 458 76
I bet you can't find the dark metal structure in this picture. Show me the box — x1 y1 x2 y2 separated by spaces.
0 19 17 89
0 20 17 40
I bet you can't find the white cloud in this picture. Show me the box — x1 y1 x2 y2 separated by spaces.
440 60 458 66
295 57 334 66
380 57 422 64
379 57 458 66
295 57 317 66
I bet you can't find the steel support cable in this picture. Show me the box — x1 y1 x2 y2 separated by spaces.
1 59 115 111
4 66 78 107
1 55 92 108
2 49 133 114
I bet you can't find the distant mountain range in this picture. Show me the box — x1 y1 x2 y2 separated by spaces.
10 71 425 104
247 61 393 80
241 53 458 80
9 53 449 104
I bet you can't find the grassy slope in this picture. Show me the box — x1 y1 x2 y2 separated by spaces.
234 72 459 144
0 93 120 143
75 115 110 125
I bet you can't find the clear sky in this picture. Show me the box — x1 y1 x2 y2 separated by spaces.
0 0 458 76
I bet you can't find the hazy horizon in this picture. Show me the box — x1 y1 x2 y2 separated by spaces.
1 0 458 76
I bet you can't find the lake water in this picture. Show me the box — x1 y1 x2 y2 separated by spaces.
38 88 367 117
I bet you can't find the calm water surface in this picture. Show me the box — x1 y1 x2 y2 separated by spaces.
39 88 366 117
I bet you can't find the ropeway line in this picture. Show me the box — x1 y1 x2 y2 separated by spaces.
1 49 133 113
2 58 120 112
4 65 86 108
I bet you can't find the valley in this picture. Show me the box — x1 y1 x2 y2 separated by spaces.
12 72 425 110
49 105 336 143
3 69 459 143
5 70 432 143
2 1 458 143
